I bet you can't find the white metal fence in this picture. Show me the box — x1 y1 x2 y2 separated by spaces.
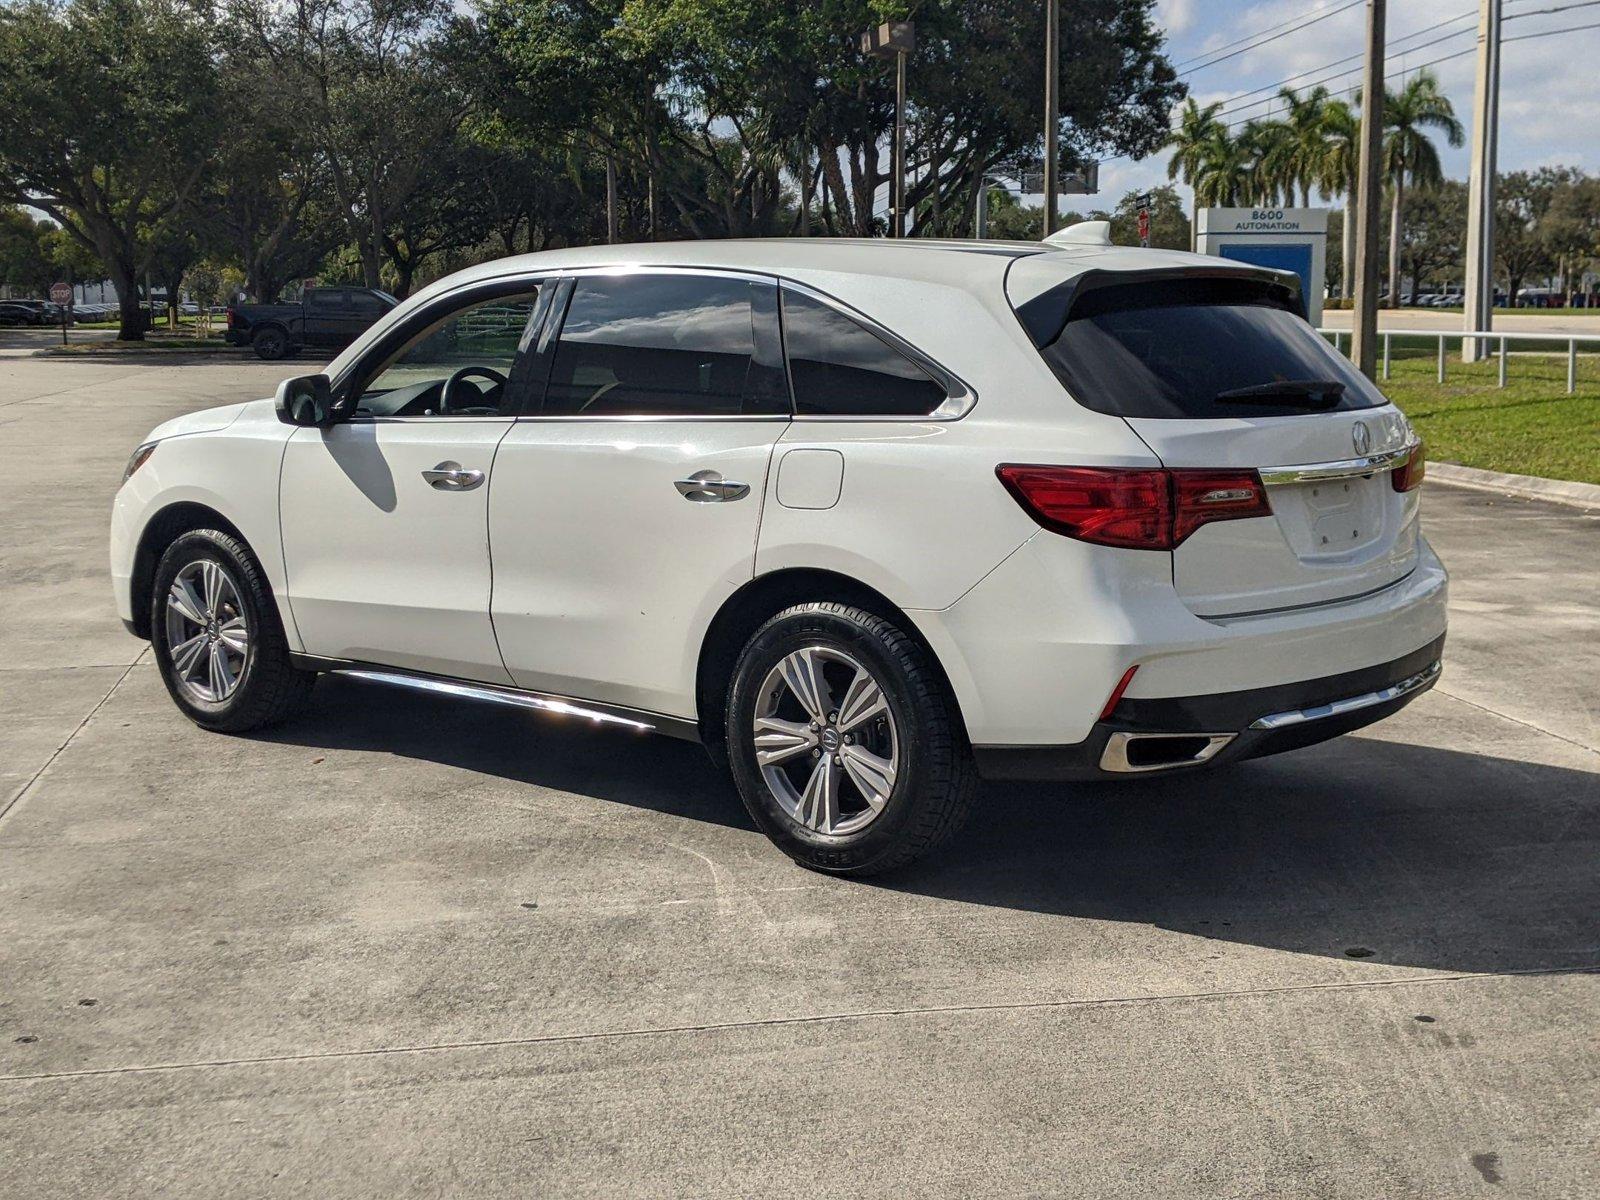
1318 328 1600 394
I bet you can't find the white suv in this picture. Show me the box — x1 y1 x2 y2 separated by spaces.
111 229 1446 875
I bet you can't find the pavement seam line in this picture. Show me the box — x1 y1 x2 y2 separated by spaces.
0 653 145 827
1432 685 1600 759
4 964 1595 1085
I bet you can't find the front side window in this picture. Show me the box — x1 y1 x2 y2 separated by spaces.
780 288 949 417
355 290 541 418
543 274 778 417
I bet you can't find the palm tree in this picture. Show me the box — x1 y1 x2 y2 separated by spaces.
1192 129 1251 208
1319 99 1361 298
1166 99 1226 248
1270 86 1333 206
1382 71 1463 305
1240 119 1291 206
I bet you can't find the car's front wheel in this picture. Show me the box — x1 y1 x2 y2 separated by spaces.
727 603 976 876
150 530 314 732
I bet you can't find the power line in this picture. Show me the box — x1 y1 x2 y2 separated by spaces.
1197 0 1595 127
1176 0 1366 78
1215 17 1599 131
1171 1 1357 69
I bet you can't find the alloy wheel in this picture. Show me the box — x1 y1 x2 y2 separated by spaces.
752 645 899 836
164 559 251 704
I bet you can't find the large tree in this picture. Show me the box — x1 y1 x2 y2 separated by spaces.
228 0 474 289
1318 99 1361 299
480 0 1182 240
0 207 54 296
1166 99 1224 247
0 0 223 338
1381 71 1462 307
1495 170 1559 302
1399 179 1466 298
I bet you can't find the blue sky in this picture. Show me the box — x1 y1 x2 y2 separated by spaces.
1059 0 1600 215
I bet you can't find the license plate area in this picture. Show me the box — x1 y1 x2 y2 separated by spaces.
1271 473 1388 559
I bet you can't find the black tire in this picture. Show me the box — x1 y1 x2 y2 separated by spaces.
726 602 977 876
252 325 289 360
150 529 314 733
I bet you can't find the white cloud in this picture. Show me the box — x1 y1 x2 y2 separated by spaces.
1061 0 1600 213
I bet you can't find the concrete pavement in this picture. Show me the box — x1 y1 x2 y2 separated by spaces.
1 356 1596 1197
1320 308 1600 336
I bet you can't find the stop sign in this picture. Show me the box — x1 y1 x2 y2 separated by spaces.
49 281 71 305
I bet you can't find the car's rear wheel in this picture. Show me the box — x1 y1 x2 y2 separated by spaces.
150 530 314 732
252 326 288 360
727 602 976 876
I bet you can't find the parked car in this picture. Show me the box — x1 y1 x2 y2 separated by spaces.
0 302 38 326
0 299 63 325
225 286 397 360
111 232 1447 875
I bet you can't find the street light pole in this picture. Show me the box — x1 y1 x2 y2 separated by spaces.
1350 0 1387 379
1462 0 1502 362
1044 0 1060 235
861 22 916 238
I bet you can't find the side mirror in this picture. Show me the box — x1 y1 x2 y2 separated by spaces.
274 373 335 427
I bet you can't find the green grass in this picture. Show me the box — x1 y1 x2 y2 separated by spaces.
1373 345 1600 485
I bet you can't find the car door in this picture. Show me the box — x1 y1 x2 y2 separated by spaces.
301 289 348 347
490 269 790 719
279 279 548 682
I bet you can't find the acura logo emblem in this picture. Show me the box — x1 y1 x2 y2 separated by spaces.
1352 421 1372 456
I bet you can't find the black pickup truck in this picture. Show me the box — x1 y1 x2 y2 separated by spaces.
225 286 397 360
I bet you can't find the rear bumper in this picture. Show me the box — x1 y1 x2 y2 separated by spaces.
224 329 250 347
974 633 1444 781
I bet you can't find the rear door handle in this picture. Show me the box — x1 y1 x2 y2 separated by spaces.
422 461 485 491
674 470 750 502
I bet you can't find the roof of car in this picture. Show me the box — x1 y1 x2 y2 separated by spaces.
423 237 1227 297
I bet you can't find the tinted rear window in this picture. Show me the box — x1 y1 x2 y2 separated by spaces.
1031 278 1387 419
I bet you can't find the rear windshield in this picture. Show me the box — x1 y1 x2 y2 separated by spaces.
1029 277 1387 419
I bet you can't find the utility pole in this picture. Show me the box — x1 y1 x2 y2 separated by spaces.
1044 0 1060 235
1350 0 1386 379
1462 0 1502 362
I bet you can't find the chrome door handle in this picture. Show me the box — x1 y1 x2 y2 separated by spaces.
674 470 750 502
422 461 485 491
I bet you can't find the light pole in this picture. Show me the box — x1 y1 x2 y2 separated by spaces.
974 174 1013 239
1044 0 1060 235
1351 0 1387 380
861 22 916 237
1462 0 1502 362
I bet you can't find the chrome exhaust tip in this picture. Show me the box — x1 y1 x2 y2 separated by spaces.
1100 731 1236 774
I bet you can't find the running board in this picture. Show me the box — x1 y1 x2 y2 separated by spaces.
292 657 701 742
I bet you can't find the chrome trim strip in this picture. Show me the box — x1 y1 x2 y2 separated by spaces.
1100 731 1236 773
1248 660 1441 730
1258 442 1416 485
335 668 699 739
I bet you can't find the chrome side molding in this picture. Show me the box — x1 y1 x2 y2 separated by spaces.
327 667 700 740
1100 731 1236 774
1258 442 1416 486
1249 660 1442 731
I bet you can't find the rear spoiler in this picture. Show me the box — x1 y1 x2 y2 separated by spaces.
1012 265 1305 350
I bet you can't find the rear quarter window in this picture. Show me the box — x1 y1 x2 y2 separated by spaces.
1023 277 1388 420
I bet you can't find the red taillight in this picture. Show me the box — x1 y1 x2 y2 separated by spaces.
996 464 1271 550
1392 441 1426 492
225 306 236 329
1170 469 1274 544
